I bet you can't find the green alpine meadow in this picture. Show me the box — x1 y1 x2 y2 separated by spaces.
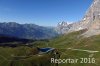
0 30 100 66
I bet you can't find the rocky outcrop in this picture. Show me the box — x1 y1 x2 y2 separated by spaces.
81 0 100 37
56 0 100 37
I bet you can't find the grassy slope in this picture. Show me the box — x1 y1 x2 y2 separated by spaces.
47 30 100 66
0 46 54 66
28 30 100 66
0 30 100 66
49 30 100 50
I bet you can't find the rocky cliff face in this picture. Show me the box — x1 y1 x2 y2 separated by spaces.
81 0 100 37
57 0 100 37
83 0 100 21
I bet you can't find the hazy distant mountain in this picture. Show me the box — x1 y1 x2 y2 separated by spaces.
0 22 58 39
56 0 100 37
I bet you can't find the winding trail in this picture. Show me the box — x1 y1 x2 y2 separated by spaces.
67 48 99 53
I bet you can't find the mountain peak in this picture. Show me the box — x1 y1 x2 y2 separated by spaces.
83 0 100 22
56 0 100 37
58 21 68 26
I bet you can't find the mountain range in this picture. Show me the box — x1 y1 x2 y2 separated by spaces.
0 22 58 39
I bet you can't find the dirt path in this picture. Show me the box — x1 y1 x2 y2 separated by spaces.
67 48 99 53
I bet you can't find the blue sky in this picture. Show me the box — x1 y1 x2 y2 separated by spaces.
0 0 92 26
